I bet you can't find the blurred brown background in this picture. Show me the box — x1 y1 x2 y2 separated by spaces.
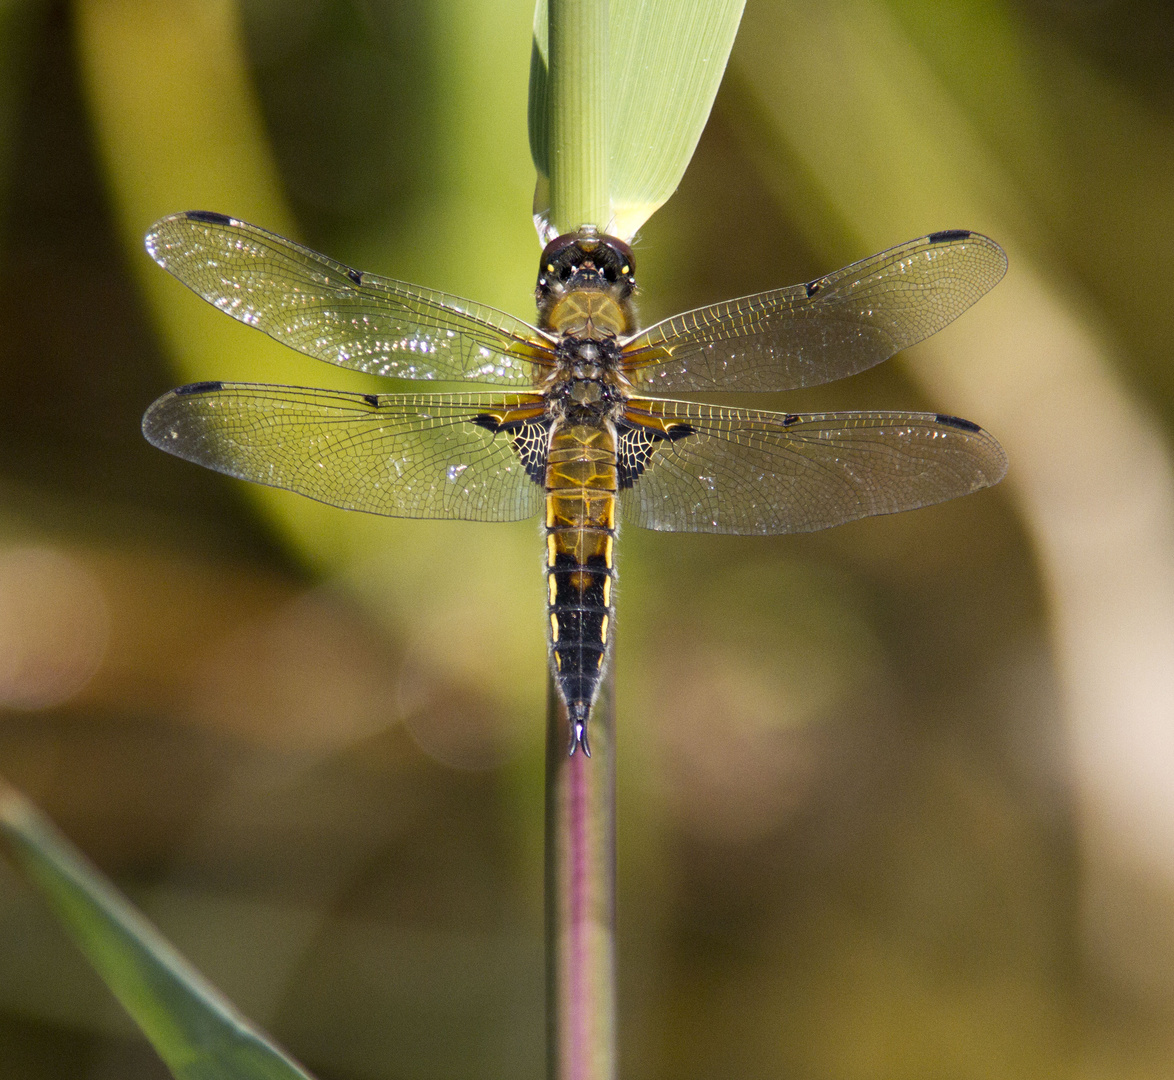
1 0 1173 1077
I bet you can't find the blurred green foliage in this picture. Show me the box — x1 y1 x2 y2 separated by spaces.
0 782 317 1080
0 1 1173 1079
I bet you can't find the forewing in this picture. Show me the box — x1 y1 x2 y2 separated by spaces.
146 212 553 385
618 398 1007 534
622 231 1006 392
143 384 548 521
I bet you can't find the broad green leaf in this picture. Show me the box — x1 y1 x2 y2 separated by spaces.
530 0 745 240
0 781 317 1080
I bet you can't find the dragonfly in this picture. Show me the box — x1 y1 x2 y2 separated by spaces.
143 211 1008 754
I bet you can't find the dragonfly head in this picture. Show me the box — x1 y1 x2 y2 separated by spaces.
536 227 637 330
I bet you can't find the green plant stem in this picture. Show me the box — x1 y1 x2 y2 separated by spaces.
547 0 609 232
546 673 616 1080
544 3 615 1077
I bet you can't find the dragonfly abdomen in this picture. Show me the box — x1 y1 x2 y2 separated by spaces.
545 420 618 755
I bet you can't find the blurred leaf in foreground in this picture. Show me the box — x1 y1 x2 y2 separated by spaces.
0 779 317 1080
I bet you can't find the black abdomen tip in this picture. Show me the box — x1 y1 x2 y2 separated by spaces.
185 210 234 226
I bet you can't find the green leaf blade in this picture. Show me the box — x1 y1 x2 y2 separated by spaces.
607 0 744 238
529 0 745 240
0 782 317 1080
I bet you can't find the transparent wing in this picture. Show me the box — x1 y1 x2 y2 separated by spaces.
621 231 1006 392
618 398 1007 534
143 383 549 521
146 212 554 385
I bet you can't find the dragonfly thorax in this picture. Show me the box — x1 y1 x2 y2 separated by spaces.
555 332 622 376
569 378 604 405
547 333 626 420
547 369 624 420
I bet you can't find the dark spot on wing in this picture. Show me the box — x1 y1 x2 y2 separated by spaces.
617 420 695 489
471 413 504 433
362 393 379 408
471 414 548 483
347 268 363 286
935 413 982 433
175 381 223 395
512 421 550 484
471 413 542 435
782 413 800 427
805 279 823 297
185 211 233 226
927 229 971 244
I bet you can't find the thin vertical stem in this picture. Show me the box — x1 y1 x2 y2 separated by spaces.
547 0 610 232
546 672 616 1080
544 4 614 1076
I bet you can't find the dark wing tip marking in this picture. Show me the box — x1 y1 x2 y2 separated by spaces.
927 229 972 243
804 279 824 298
935 412 983 433
347 268 363 286
184 210 234 226
362 393 379 408
782 413 801 427
174 381 224 395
